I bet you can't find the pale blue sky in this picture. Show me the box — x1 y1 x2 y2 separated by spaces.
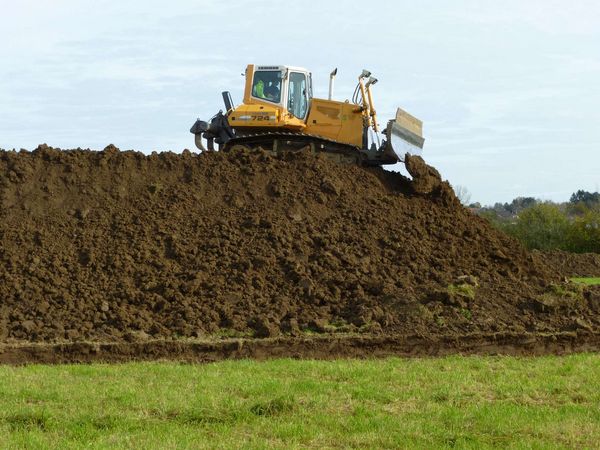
1 0 599 204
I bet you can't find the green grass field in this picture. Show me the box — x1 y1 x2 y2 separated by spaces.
572 277 600 285
1 355 600 449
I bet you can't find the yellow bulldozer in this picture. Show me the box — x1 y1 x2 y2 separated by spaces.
190 64 424 166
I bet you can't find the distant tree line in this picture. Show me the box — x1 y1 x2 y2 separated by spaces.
474 190 600 253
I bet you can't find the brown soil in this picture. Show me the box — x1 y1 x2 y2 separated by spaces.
1 144 598 363
2 332 600 365
534 250 600 278
405 154 446 196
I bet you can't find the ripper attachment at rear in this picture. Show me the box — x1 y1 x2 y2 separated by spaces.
190 65 424 166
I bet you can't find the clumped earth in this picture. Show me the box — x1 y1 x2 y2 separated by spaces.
0 144 598 361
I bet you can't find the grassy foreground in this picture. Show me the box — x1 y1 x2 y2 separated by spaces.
572 277 600 285
1 355 600 449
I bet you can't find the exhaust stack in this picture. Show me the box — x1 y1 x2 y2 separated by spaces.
328 68 337 100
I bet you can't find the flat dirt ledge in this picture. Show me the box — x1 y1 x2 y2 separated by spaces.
2 332 600 365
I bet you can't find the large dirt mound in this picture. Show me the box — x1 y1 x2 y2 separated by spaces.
0 145 597 351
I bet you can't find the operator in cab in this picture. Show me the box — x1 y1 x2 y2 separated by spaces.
253 73 281 103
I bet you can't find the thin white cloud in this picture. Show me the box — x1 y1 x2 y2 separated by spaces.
450 0 600 35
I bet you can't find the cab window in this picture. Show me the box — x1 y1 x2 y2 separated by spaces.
252 71 282 103
288 72 308 119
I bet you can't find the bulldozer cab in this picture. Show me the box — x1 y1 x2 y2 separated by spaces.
247 65 313 120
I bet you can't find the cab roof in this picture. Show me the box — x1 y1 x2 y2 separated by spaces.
255 65 309 73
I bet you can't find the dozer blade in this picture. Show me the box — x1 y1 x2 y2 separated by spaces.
385 107 425 162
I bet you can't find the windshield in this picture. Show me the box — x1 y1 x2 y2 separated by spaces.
252 70 282 103
288 72 308 119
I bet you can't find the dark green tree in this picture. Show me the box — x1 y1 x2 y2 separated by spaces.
506 197 538 214
569 190 600 207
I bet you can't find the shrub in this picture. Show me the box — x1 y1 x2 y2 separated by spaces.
479 198 599 254
568 210 600 253
507 203 570 251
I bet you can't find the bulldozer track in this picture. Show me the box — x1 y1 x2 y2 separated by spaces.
223 131 364 161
